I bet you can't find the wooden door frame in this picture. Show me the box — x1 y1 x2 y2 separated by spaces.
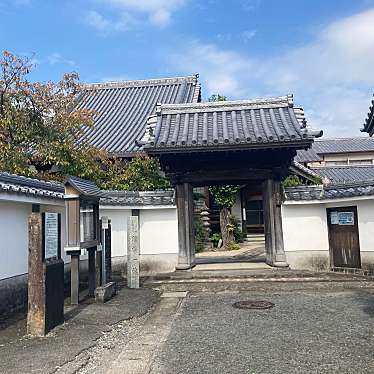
326 205 361 269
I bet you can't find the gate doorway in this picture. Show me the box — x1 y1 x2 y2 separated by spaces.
327 206 361 268
144 96 322 269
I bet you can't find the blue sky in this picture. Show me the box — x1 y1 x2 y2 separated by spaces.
1 0 374 137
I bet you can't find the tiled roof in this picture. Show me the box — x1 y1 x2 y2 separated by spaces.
312 137 374 154
65 176 103 198
361 94 374 136
77 75 201 154
311 166 374 184
144 95 322 153
0 172 64 199
295 148 322 163
290 161 320 181
100 190 175 206
285 182 374 201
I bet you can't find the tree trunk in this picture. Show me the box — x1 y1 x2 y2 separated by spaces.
219 207 234 249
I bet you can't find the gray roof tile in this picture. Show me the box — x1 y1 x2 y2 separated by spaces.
285 181 374 201
144 95 322 152
311 166 374 184
65 176 103 198
101 189 175 206
0 172 64 199
362 94 374 136
312 137 374 154
78 75 201 154
295 148 322 163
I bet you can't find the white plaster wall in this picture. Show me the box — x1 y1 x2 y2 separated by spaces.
231 192 242 226
282 204 329 252
0 200 66 280
99 208 132 259
0 201 30 280
100 207 178 258
139 208 178 255
282 197 374 269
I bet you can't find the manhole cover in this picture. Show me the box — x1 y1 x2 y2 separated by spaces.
232 300 275 310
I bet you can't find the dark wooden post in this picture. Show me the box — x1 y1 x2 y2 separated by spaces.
105 221 112 282
88 247 96 297
27 208 64 335
27 212 45 335
70 253 80 305
262 179 288 267
176 183 196 270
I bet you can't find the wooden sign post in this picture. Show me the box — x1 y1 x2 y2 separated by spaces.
64 176 101 305
27 205 64 336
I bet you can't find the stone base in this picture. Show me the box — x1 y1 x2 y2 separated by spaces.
95 282 117 303
271 261 289 268
113 254 179 276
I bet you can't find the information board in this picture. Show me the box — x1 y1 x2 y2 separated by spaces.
44 212 59 259
330 211 354 226
80 202 96 243
338 211 354 225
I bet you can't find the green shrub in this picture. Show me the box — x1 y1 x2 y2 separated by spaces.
229 215 244 243
210 233 222 248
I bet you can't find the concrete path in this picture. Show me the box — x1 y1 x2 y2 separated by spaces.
196 241 266 265
2 273 374 374
147 280 374 374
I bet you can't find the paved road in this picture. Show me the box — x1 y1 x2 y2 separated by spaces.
148 283 374 374
2 277 373 374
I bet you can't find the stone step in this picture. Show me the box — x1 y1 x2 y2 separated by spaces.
244 234 265 242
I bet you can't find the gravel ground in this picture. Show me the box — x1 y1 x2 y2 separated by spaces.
0 286 159 374
150 284 374 374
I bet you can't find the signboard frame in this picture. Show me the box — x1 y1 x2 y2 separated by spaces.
42 212 61 261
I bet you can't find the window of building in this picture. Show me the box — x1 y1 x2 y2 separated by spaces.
325 160 348 166
348 159 373 166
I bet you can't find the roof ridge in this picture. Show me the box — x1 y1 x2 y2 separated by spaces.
83 74 199 90
0 171 63 188
158 95 294 112
312 165 374 169
315 136 372 142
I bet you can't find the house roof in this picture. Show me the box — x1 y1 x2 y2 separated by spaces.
284 181 374 201
295 148 322 163
101 189 175 206
290 161 320 182
65 176 103 198
361 94 374 135
77 75 201 155
144 95 322 153
311 166 374 184
0 172 64 199
312 137 374 154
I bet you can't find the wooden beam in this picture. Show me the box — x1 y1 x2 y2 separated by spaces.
175 183 196 269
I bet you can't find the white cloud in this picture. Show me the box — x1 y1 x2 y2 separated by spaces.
171 41 259 96
85 10 110 31
84 10 136 33
242 29 256 42
47 53 75 66
170 8 374 137
90 0 186 28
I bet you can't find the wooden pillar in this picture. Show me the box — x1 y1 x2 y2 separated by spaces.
262 179 288 267
88 247 96 297
70 253 80 305
27 212 45 335
176 183 196 270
